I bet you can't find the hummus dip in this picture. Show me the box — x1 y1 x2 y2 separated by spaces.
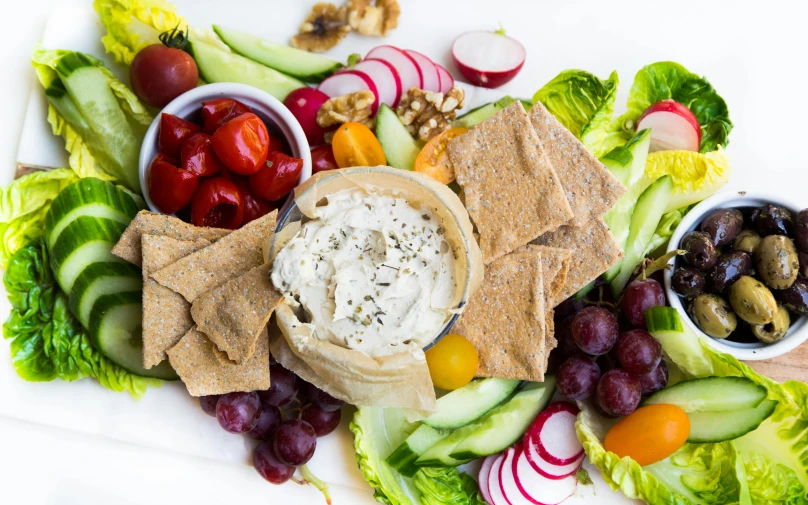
271 188 458 357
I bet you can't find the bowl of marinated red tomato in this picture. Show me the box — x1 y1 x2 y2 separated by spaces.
139 82 312 229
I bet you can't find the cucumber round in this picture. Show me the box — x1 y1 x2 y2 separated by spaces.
89 291 177 380
68 262 142 327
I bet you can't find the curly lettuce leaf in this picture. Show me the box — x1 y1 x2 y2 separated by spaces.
413 467 486 505
93 0 186 66
532 69 619 158
3 241 158 396
642 148 732 214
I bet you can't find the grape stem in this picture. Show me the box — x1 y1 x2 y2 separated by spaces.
297 464 332 505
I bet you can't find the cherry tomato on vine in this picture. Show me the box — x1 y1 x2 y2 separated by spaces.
130 28 198 108
148 153 198 215
311 144 339 174
414 128 468 184
159 113 200 160
201 98 252 134
249 151 303 202
181 132 225 178
212 113 270 175
191 177 243 229
331 122 386 168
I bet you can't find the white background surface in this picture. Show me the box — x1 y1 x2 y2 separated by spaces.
1 0 807 503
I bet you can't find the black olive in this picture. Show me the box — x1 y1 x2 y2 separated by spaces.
795 209 808 253
799 251 808 279
752 204 793 237
681 231 719 271
708 251 752 292
700 208 744 247
671 267 705 298
775 277 808 316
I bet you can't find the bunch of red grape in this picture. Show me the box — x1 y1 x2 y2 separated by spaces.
199 362 345 484
554 278 669 418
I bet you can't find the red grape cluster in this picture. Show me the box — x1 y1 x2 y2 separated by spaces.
199 363 345 485
555 278 669 418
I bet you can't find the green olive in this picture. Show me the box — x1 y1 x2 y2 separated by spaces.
733 229 761 255
688 294 737 339
751 304 791 344
754 235 799 290
729 275 778 325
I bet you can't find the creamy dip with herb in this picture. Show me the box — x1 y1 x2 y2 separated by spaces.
271 188 458 357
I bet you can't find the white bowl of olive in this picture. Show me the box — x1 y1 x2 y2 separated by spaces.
665 191 808 360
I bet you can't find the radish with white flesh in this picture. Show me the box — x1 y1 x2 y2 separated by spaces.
436 64 454 93
525 402 583 466
479 454 498 505
636 99 701 152
366 45 422 92
499 446 534 505
353 59 402 107
405 50 441 92
318 70 380 114
526 439 584 480
513 446 578 505
452 30 526 88
488 452 510 505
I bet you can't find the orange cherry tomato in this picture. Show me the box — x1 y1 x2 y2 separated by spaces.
604 404 690 466
425 333 478 390
414 128 467 184
330 122 386 168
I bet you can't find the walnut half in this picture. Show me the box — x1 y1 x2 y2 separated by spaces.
347 0 400 36
395 87 465 142
290 3 350 53
317 91 377 140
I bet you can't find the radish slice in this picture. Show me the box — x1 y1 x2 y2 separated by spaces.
479 455 498 505
366 45 423 93
500 446 533 505
513 447 578 505
636 99 701 152
452 30 526 89
488 452 509 505
405 50 441 92
318 70 380 115
524 402 583 466
435 64 454 93
354 59 402 108
525 438 584 480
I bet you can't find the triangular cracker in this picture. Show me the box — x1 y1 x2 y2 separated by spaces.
448 102 573 264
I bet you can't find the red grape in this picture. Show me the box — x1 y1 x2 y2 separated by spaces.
622 279 665 328
258 365 299 407
571 306 619 355
199 395 220 416
216 392 261 434
302 383 345 412
247 403 282 441
616 329 662 375
637 361 669 396
596 369 641 417
301 404 342 436
254 441 295 484
273 419 317 467
557 355 601 400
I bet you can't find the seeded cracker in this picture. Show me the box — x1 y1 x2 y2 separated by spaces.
532 217 623 302
142 235 212 368
151 211 277 303
448 102 573 264
167 326 270 396
516 244 572 309
545 310 556 371
529 102 626 226
112 211 230 266
191 263 282 364
452 249 547 382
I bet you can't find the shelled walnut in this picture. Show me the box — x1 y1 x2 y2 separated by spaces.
347 0 400 36
395 87 465 141
317 91 376 141
290 3 350 53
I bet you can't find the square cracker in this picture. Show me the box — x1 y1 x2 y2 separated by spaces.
191 263 283 364
151 210 277 303
167 326 270 396
529 102 626 226
449 102 573 264
532 217 623 303
113 211 230 266
452 249 547 382
517 244 572 309
142 235 211 369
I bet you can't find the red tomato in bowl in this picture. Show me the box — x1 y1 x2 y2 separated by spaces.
159 113 200 160
212 113 270 175
149 153 198 215
191 177 243 229
249 151 303 202
201 98 252 134
232 176 277 225
181 132 225 177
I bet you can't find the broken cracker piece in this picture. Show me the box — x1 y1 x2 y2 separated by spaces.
191 263 282 364
544 310 557 372
449 102 573 264
167 326 270 396
517 244 572 309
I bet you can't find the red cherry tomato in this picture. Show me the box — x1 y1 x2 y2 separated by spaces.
249 151 303 202
148 153 199 215
268 134 286 154
311 145 338 174
201 98 252 134
181 132 225 177
211 113 270 175
191 177 243 229
159 113 200 160
130 44 198 109
232 176 277 225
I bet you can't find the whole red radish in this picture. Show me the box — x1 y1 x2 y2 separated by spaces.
130 27 198 108
637 99 701 152
452 28 525 88
284 87 331 146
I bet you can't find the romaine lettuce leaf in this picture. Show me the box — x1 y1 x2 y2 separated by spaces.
413 467 487 505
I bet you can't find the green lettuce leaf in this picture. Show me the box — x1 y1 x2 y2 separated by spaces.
605 62 732 154
3 241 158 396
0 169 77 268
413 467 487 505
532 69 619 158
93 0 187 66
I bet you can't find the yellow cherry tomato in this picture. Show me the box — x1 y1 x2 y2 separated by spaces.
425 333 478 390
604 404 690 466
331 122 387 168
414 128 468 184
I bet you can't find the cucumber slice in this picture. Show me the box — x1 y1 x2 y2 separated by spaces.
385 424 448 477
422 378 521 430
50 216 128 293
376 104 420 171
68 262 142 327
644 377 768 413
687 399 777 443
213 25 341 83
452 96 530 129
646 306 718 379
190 39 305 102
610 175 673 295
89 291 177 380
45 178 139 249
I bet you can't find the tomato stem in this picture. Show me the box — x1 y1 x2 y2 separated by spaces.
159 23 189 50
